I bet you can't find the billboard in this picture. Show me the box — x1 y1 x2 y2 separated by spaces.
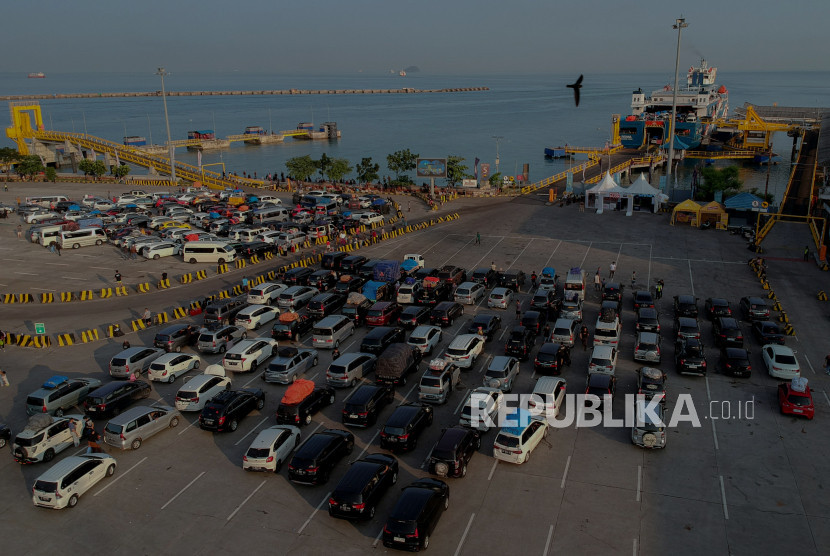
480 163 490 180
416 158 447 178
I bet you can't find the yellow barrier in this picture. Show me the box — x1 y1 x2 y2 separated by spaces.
81 329 99 343
217 263 229 274
181 273 193 284
61 292 73 302
264 252 273 260
155 312 169 324
107 324 121 337
137 283 151 293
217 290 230 299
80 290 94 300
131 319 146 331
172 307 187 319
100 288 113 298
57 333 75 347
195 270 207 280
232 285 243 295
2 294 15 303
41 293 54 303
818 291 828 301
158 279 170 289
115 286 128 296
235 259 247 269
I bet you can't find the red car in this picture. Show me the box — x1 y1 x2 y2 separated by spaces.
778 379 814 419
366 302 403 327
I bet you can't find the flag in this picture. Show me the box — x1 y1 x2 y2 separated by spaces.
197 150 202 172
474 157 479 180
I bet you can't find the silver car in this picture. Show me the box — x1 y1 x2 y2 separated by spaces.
487 287 513 309
25 376 103 416
483 356 520 392
196 325 247 354
277 286 319 310
104 405 181 450
634 331 661 363
264 347 319 384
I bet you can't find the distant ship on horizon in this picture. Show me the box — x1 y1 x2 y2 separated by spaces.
399 70 406 77
28 72 46 79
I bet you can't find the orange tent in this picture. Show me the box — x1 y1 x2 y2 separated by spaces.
281 379 314 405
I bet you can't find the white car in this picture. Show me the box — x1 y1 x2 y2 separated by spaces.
588 345 618 375
234 305 279 330
142 242 180 260
247 282 288 305
359 212 384 226
488 287 514 309
26 211 59 223
12 414 86 463
459 387 504 432
148 353 201 383
407 325 443 355
31 453 117 509
223 339 277 373
94 201 116 211
444 334 485 369
64 211 90 222
762 344 801 379
175 366 232 411
397 282 422 304
256 230 283 244
243 425 301 472
358 196 372 209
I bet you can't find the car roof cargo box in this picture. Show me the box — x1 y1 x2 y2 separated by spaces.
347 292 367 305
279 312 299 323
26 414 54 431
376 343 414 378
281 379 315 405
791 377 808 392
204 364 226 377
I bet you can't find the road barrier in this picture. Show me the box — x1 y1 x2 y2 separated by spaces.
41 293 54 303
57 333 75 346
137 283 151 293
81 329 99 343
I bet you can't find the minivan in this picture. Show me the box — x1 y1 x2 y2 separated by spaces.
321 251 348 271
31 454 117 509
103 405 181 450
284 266 314 286
26 376 102 417
342 384 395 427
326 352 377 387
83 381 152 418
58 228 107 249
564 267 586 302
181 241 237 264
312 315 355 349
196 325 247 354
153 323 199 353
529 376 567 418
307 292 346 319
382 478 450 551
328 453 399 521
492 409 548 464
551 318 579 346
203 297 248 327
109 347 165 379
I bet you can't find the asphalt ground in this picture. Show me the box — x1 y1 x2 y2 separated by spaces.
1 188 830 555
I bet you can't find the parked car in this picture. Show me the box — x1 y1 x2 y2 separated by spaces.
407 325 442 356
454 281 486 305
153 324 199 353
382 478 450 551
589 344 619 373
418 359 461 405
778 378 814 419
459 387 504 431
674 317 701 341
429 301 464 327
342 384 395 427
12 414 86 463
247 282 288 305
25 376 103 417
602 282 624 304
504 326 535 360
328 453 399 520
234 305 279 330
719 346 752 378
287 429 354 485
222 339 276 373
471 267 498 287
534 343 570 375
148 353 201 383
174 366 232 412
740 296 771 321
396 281 422 304
326 353 377 388
673 294 699 318
704 297 732 319
103 405 180 450
199 388 265 432
521 310 547 336
499 269 526 291
444 334 485 369
380 403 434 452
636 367 667 401
752 320 785 345
633 331 661 364
271 313 314 342
306 292 346 319
675 337 707 375
487 287 513 309
276 382 335 426
631 400 667 449
428 426 481 477
83 381 151 418
762 344 800 379
585 373 617 407
196 325 247 354
484 355 520 392
437 265 466 285
636 307 660 333
242 425 301 472
366 301 404 326
263 347 319 384
277 285 319 310
633 290 655 311
31 453 117 509
398 305 431 329
360 326 405 355
467 313 502 341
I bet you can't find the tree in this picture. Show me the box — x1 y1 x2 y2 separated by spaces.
748 187 774 204
488 172 503 188
285 155 317 182
325 158 352 183
45 167 57 182
16 155 44 180
697 166 742 201
356 157 380 185
113 165 131 179
0 147 18 181
386 148 419 183
79 159 106 178
317 153 332 181
78 159 95 176
446 155 472 187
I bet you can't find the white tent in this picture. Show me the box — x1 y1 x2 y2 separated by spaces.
585 172 628 211
625 173 662 213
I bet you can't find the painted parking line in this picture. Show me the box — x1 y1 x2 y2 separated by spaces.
43 262 69 266
719 475 729 520
687 259 695 296
227 479 267 522
91 266 113 270
453 388 471 415
14 271 38 275
354 430 380 461
633 538 639 556
487 459 498 481
453 513 476 556
242 371 265 388
372 527 385 548
297 491 333 534
542 524 555 556
470 236 505 271
579 242 593 268
647 244 653 286
234 416 270 446
823 391 830 407
61 276 88 281
560 455 571 489
161 471 206 510
93 456 147 497
308 372 319 381
441 237 476 268
498 327 510 341
636 465 642 502
505 239 533 270
399 382 420 405
803 355 815 375
31 287 57 291
178 418 200 436
705 376 719 450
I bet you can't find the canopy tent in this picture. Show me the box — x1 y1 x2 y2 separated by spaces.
670 199 702 226
585 172 629 210
699 201 728 228
626 173 663 213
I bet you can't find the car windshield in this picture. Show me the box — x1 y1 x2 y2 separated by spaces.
269 363 289 373
491 294 503 300
15 433 44 446
224 353 243 360
367 309 384 317
595 329 616 338
34 480 58 493
384 426 406 436
591 357 612 366
788 394 811 406
495 433 520 447
486 369 507 378
246 448 271 458
639 343 658 351
446 347 468 356
421 377 441 387
537 351 556 362
198 334 214 342
776 354 797 365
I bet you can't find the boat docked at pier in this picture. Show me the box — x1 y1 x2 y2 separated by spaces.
242 126 284 145
618 59 728 150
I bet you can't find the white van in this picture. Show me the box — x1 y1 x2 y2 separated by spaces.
564 268 586 302
181 241 237 264
27 195 69 209
492 410 548 464
36 225 64 246
31 453 117 509
312 315 355 349
529 376 567 418
58 228 107 249
253 207 289 224
256 195 282 205
231 226 269 242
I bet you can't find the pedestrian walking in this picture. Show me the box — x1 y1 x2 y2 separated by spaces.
130 244 138 260
530 271 538 288
332 347 341 361
655 280 664 300
804 246 810 261
242 276 250 292
515 299 522 320
143 307 152 326
0 370 9 387
490 261 497 272
82 416 95 440
16 225 22 239
49 242 57 255
114 270 122 285
580 325 590 351
609 261 616 279
55 242 61 256
630 271 637 289
594 272 601 291
68 419 80 447
475 232 481 245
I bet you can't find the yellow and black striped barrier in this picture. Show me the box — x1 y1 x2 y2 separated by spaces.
189 301 202 311
217 263 229 274
249 255 260 264
217 290 230 299
81 329 99 343
2 294 15 303
195 270 207 280
157 279 170 289
155 312 169 325
14 334 51 348
107 324 121 337
231 285 243 295
61 292 73 302
172 307 187 319
115 286 128 296
41 293 54 303
818 291 828 301
264 251 273 260
778 311 789 324
767 290 776 299
131 319 147 332
100 288 113 298
235 259 246 269
772 301 783 311
79 290 94 301
137 282 151 293
181 273 193 284
57 333 75 347
784 323 795 335
15 294 32 303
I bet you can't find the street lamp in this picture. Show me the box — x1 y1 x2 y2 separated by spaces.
492 135 503 174
666 17 688 194
156 67 176 184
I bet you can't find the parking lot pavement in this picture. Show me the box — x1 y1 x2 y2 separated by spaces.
6 197 830 553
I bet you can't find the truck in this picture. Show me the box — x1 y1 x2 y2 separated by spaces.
401 254 425 274
418 359 462 405
375 343 421 386
373 260 401 283
362 280 392 303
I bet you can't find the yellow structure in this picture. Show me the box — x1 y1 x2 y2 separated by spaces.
6 102 45 154
670 199 702 227
713 105 799 151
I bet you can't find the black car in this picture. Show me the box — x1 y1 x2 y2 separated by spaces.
284 267 314 286
674 294 699 318
288 428 354 485
342 384 395 427
467 313 502 341
499 269 526 292
437 265 466 285
414 267 440 281
0 424 10 448
585 373 617 407
54 200 75 212
360 326 405 355
534 342 570 375
599 300 621 324
675 338 707 375
198 388 265 432
307 292 346 319
382 478 450 552
272 314 314 341
530 288 557 312
342 296 373 326
471 267 498 288
340 255 368 274
428 426 481 478
739 296 770 321
153 323 199 353
505 326 536 360
521 310 547 335
239 241 276 257
309 269 338 291
83 380 151 418
752 320 785 345
636 367 667 401
398 305 431 329
358 259 381 280
335 275 366 295
321 251 348 271
720 347 752 378
713 317 744 347
704 297 732 320
429 301 464 327
633 290 655 311
328 453 399 520
380 403 434 452
416 281 452 305
276 385 335 426
636 307 660 333
602 282 624 303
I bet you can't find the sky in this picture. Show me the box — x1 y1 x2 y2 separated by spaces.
2 0 828 75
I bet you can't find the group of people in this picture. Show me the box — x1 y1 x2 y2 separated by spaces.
68 416 103 452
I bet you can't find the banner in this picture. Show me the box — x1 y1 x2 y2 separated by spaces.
474 157 479 179
461 179 477 188
416 158 447 178
480 163 490 181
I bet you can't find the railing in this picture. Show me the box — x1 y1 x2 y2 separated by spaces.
521 160 596 195
684 150 758 159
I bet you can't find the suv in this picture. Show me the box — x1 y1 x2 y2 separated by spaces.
196 325 247 354
306 292 346 319
276 384 335 426
342 385 395 427
719 346 752 378
740 296 770 321
83 381 151 418
287 429 355 485
342 296 373 326
534 343 570 375
263 347 319 384
222 339 276 373
398 305 431 329
459 387 504 431
438 265 466 285
444 334 485 369
26 376 103 416
429 301 464 327
416 281 452 305
198 388 265 432
530 288 557 312
633 290 655 311
109 347 165 379
602 282 624 303
277 285 319 310
521 310 547 336
366 301 403 326
328 454 399 520
499 269 526 291
673 294 699 318
360 326 405 355
504 326 536 360
633 331 660 363
467 313 502 341
484 355 520 392
271 313 314 341
636 367 667 401
309 269 338 291
704 297 732 319
428 427 481 478
418 359 461 405
752 320 785 345
340 255 368 274
714 317 744 347
203 297 247 327
636 307 660 333
335 275 366 295
380 403 434 452
283 266 314 286
12 414 86 463
153 324 199 353
471 268 498 287
675 317 701 341
321 251 348 271
675 337 707 375
382 479 450 552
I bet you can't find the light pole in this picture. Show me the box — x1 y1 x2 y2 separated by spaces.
492 135 503 174
156 67 176 184
666 17 688 194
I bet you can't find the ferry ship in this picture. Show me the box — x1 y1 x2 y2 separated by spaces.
28 72 46 79
618 59 728 150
